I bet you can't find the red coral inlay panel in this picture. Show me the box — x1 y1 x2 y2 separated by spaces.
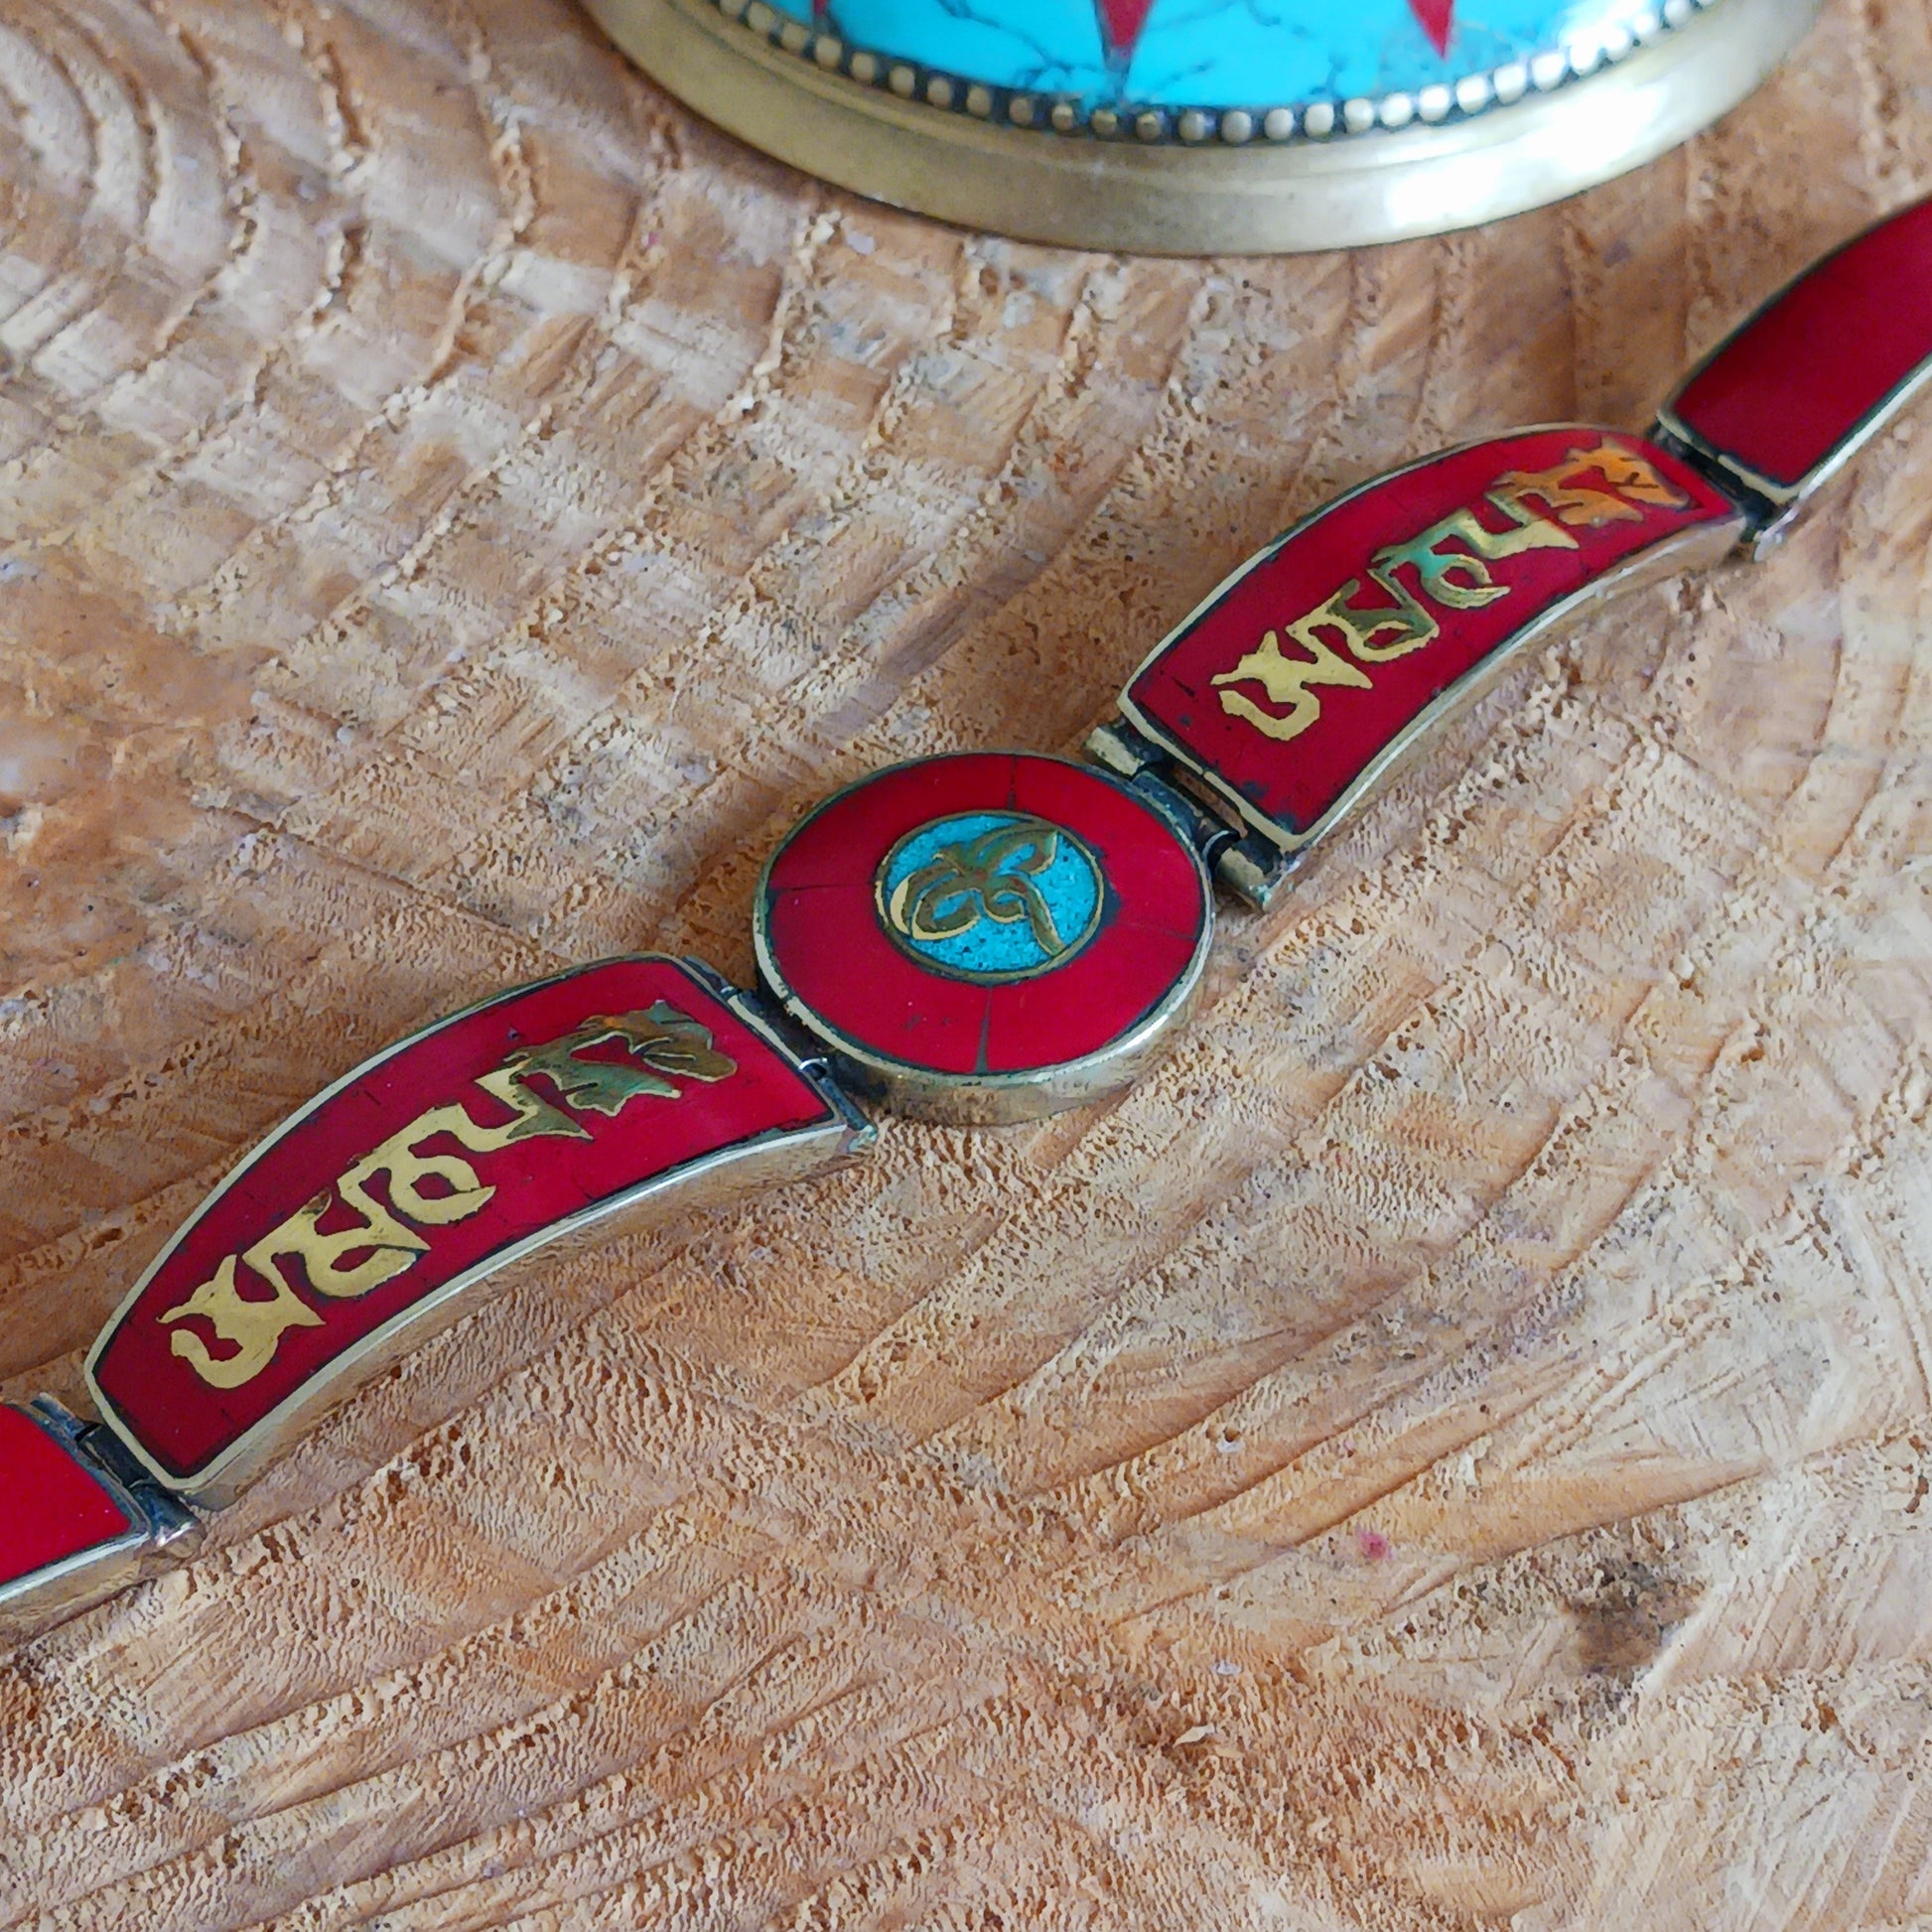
1124 428 1735 844
0 1407 133 1588
1410 0 1454 56
88 958 836 1486
1669 196 1932 492
1096 0 1157 60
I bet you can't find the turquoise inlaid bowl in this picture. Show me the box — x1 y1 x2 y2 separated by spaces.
585 0 1820 250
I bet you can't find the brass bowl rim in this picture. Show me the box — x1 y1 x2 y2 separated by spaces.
583 0 1821 253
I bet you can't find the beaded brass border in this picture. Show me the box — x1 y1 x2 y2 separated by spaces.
667 0 1723 146
583 0 1819 252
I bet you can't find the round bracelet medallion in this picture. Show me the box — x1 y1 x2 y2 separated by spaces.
755 753 1212 1122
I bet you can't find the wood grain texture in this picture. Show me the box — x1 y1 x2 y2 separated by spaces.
1 1 1929 1924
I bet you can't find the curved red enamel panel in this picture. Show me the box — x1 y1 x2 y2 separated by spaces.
1122 428 1734 844
88 958 836 1487
759 753 1208 1080
0 1407 132 1587
1668 196 1932 493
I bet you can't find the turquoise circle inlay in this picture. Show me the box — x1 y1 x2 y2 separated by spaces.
876 810 1106 983
764 0 1682 109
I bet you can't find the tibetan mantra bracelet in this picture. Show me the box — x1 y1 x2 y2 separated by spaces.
6 195 1930 1640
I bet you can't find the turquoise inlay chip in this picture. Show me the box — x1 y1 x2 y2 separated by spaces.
877 810 1106 983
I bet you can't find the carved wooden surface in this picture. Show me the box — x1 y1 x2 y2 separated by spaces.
2 1 1930 1924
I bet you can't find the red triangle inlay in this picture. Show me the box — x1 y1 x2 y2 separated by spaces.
1096 0 1158 63
1409 0 1454 56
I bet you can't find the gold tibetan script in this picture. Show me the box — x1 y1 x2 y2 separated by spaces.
887 819 1069 956
160 1004 737 1389
1211 442 1690 746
